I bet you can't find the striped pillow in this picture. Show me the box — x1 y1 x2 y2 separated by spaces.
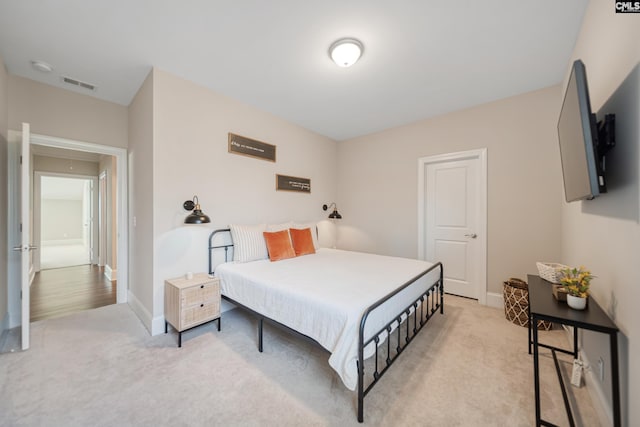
229 224 268 263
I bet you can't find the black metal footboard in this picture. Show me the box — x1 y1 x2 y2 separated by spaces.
357 261 444 422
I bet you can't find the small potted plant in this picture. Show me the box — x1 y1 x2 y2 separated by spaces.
559 266 593 310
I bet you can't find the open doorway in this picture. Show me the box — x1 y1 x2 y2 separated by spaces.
29 149 118 322
38 175 95 270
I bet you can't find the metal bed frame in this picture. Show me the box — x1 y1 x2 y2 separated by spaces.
208 228 444 423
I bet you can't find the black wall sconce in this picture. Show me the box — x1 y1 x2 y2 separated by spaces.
184 195 211 224
322 202 342 219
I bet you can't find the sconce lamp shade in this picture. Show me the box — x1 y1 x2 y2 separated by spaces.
322 203 342 219
184 195 211 224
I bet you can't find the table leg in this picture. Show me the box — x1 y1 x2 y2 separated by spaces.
610 332 621 427
533 319 541 426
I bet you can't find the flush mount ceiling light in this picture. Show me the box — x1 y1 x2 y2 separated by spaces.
30 60 53 73
329 38 363 68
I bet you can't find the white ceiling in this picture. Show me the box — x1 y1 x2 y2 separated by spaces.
0 0 589 141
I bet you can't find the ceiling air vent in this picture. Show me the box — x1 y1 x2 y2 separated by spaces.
61 76 97 91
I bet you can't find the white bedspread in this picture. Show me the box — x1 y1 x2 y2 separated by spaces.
216 248 441 391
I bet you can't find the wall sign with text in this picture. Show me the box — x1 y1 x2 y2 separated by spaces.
228 133 276 162
276 174 311 193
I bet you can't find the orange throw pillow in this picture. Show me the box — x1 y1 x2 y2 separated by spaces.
289 228 316 256
263 230 295 262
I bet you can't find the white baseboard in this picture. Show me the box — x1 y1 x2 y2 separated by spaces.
580 351 613 427
0 313 9 350
561 325 613 426
127 290 153 335
104 265 116 282
9 311 21 328
485 291 504 308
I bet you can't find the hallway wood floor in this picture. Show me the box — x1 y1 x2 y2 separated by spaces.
30 265 117 322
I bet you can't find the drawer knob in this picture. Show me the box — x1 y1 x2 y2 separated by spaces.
200 285 204 289
200 304 204 307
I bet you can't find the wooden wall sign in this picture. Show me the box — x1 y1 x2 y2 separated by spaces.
276 174 311 193
228 133 276 162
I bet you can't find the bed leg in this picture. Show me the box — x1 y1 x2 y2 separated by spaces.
357 361 364 423
259 318 264 353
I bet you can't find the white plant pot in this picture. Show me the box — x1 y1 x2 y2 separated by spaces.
567 294 587 310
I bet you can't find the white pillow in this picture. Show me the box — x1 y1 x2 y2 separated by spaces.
292 221 319 250
266 222 293 232
229 224 268 263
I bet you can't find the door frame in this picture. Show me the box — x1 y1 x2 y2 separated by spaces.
30 133 128 305
417 148 488 305
34 172 99 272
8 130 129 319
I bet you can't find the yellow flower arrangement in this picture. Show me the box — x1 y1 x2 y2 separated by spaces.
559 266 593 298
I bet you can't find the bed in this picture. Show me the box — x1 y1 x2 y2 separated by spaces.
208 227 443 422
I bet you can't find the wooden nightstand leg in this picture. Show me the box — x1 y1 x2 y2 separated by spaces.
217 317 221 332
178 331 182 348
165 321 168 334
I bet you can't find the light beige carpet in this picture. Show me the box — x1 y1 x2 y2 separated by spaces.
0 295 600 426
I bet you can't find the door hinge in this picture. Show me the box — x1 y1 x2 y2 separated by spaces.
20 155 22 165
20 223 22 232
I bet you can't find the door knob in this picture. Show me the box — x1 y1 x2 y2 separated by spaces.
465 233 477 239
12 245 23 252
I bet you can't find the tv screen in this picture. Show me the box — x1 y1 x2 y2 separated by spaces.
557 59 604 202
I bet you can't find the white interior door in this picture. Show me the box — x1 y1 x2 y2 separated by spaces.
17 123 32 350
419 149 487 302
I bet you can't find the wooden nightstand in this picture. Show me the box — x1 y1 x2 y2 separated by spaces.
164 273 221 347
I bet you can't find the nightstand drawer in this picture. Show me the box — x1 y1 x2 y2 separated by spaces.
182 300 220 329
182 282 219 307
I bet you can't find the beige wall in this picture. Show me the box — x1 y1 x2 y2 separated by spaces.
561 2 640 425
8 75 127 148
150 69 338 329
33 155 99 176
0 55 8 333
337 86 563 298
127 70 155 325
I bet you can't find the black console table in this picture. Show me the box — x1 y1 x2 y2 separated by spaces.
527 274 620 427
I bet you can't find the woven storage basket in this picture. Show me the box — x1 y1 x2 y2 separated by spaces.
503 278 552 330
536 262 568 284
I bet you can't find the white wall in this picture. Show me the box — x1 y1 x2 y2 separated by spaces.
41 199 83 241
0 55 9 335
149 68 338 332
561 2 640 425
337 85 563 298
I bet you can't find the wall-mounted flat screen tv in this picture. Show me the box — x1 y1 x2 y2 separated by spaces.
557 59 606 202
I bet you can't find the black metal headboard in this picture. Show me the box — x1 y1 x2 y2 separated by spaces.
208 228 233 275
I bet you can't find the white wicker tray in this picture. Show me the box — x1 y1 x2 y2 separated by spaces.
536 262 569 284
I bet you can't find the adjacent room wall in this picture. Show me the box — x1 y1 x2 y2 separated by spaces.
41 199 84 242
8 75 127 148
0 55 9 337
150 68 338 333
337 85 563 300
33 155 99 176
561 2 640 425
99 155 117 276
